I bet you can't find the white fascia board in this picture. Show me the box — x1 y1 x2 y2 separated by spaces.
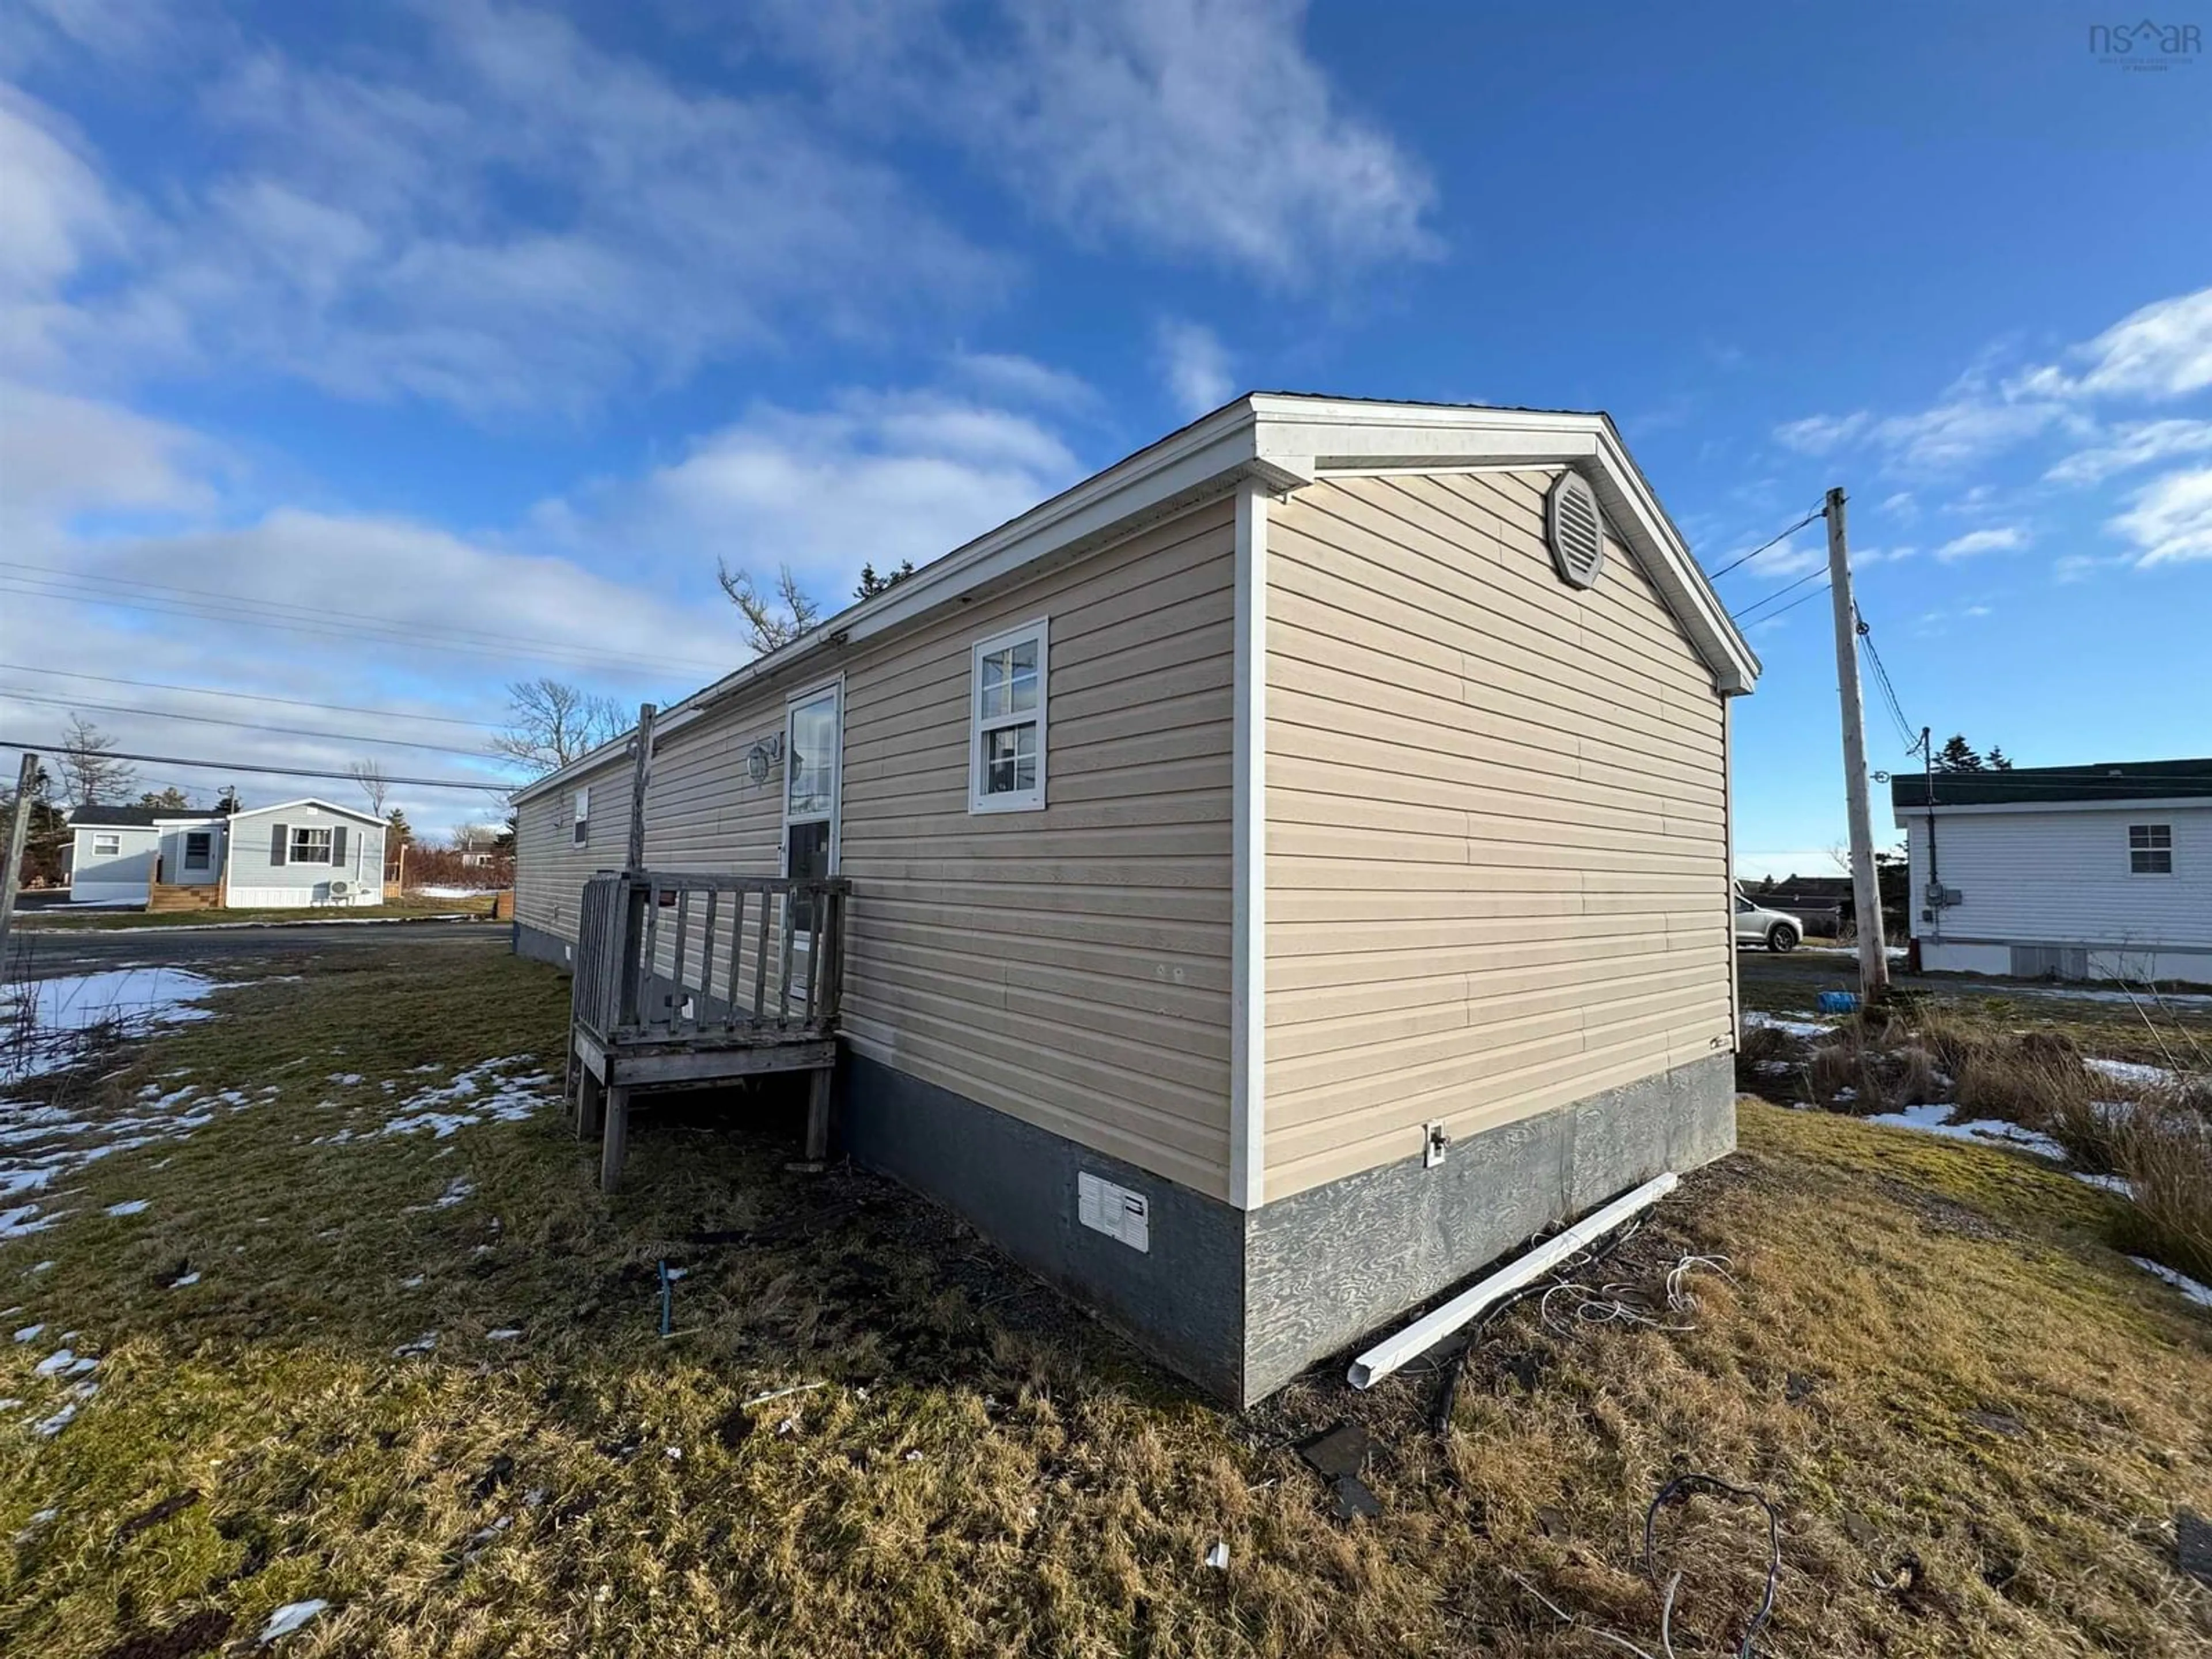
1893 794 2212 824
517 401 1282 805
1248 396 1761 696
231 797 387 825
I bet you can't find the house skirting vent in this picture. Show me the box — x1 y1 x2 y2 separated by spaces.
2010 945 2088 981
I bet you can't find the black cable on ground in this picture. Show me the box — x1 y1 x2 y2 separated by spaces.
1427 1214 1649 1435
1643 1472 1783 1659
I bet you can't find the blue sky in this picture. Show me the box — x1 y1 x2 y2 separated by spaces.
2 1 2207 858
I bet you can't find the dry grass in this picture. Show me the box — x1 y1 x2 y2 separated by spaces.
2 948 2210 1656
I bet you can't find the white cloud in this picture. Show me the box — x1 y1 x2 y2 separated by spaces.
3 5 1002 415
1154 318 1234 418
1934 526 2027 560
1850 545 1917 567
1772 412 1866 454
948 350 1099 411
2045 418 2212 485
1869 396 2078 471
0 380 214 527
1878 491 1917 517
757 0 1438 283
2010 286 2212 403
559 390 1081 596
2108 467 2212 567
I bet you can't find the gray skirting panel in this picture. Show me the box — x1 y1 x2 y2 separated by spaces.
509 926 1735 1405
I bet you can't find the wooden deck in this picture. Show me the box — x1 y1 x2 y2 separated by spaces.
566 870 850 1192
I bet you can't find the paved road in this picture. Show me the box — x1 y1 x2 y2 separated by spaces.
6 921 512 979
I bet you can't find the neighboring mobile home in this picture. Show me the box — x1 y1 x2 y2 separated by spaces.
66 797 385 910
1895 757 2212 986
221 799 387 908
511 394 1761 1404
68 806 228 906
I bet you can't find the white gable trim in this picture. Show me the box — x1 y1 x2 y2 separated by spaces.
516 395 1756 804
228 797 387 827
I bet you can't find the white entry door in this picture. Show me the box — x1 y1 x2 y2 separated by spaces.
782 680 842 954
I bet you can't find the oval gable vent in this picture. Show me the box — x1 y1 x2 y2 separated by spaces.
1546 471 1606 590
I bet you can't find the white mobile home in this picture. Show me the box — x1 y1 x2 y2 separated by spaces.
222 799 387 908
512 394 1760 1403
1895 757 2212 986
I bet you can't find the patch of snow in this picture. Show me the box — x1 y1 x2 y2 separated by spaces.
14 1323 43 1342
1863 1102 2069 1161
399 1274 425 1289
258 1599 329 1643
1 1205 66 1240
2072 1171 2133 1197
30 1260 53 1271
1 969 218 1084
32 1398 80 1437
169 1271 200 1288
2085 1056 2181 1089
1744 1010 1831 1039
327 1072 365 1086
33 1347 78 1376
486 1328 522 1340
2130 1257 2212 1308
378 1056 551 1139
392 1331 438 1357
105 1199 149 1217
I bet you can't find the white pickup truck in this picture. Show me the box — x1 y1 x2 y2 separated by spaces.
1733 889 1803 953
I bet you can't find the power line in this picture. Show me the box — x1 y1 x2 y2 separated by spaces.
1728 565 1827 621
0 687 522 763
1853 608 1922 755
0 557 729 673
1737 582 1832 627
0 664 499 730
1703 503 1828 583
0 571 723 680
0 739 516 794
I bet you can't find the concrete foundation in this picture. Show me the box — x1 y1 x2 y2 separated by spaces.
840 1049 1735 1406
514 922 1737 1404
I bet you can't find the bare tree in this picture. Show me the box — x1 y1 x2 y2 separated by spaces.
57 714 137 807
717 562 821 656
491 679 628 777
346 758 391 815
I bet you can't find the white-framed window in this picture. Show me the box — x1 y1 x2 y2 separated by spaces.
2128 823 2173 876
290 827 334 865
91 832 121 856
968 617 1048 813
573 785 589 847
184 831 213 871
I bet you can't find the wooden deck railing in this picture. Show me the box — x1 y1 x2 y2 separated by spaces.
572 870 850 1047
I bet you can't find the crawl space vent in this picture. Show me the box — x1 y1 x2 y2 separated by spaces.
1545 471 1606 590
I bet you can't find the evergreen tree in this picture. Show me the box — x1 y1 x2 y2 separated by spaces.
1934 734 1983 772
135 786 194 810
387 808 415 844
855 559 916 600
215 786 243 815
1984 747 2014 771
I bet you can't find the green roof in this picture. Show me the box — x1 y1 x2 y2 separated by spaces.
1890 757 2212 809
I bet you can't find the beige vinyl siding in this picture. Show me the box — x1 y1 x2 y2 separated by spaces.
1263 471 1733 1202
513 754 632 945
839 499 1237 1200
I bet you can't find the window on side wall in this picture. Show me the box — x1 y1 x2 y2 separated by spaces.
969 618 1048 813
2128 823 2172 875
574 785 590 846
290 827 334 865
92 832 121 856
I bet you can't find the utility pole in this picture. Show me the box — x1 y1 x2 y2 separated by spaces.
0 752 39 967
1825 486 1890 1000
626 703 656 871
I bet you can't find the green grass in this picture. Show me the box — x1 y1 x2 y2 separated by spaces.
3 946 2210 1656
17 895 499 930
